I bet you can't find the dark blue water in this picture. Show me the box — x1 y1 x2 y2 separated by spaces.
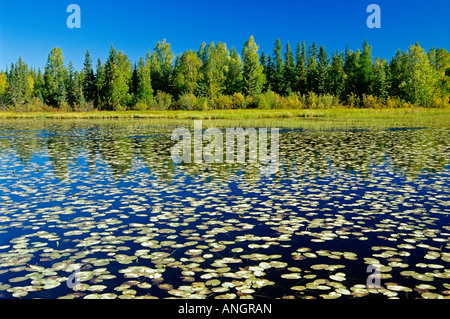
0 121 448 299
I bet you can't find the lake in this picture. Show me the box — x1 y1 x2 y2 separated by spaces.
0 119 448 299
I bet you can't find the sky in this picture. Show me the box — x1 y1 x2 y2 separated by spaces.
0 0 449 71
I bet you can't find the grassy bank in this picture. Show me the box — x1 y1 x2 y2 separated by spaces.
0 108 449 129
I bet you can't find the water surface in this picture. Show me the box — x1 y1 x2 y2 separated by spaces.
0 120 448 299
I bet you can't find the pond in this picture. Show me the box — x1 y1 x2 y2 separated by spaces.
0 119 448 299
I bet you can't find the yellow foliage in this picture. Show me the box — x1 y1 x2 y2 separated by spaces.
0 74 8 95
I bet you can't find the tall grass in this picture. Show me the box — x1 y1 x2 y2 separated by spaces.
1 108 449 130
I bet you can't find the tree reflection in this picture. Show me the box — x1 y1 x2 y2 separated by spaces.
0 120 448 183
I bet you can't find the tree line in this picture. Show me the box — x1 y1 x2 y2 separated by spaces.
0 36 449 111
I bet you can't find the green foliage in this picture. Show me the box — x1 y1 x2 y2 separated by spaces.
133 57 154 106
295 41 307 94
198 42 229 98
224 47 243 95
82 49 96 103
357 40 373 96
232 92 246 109
272 38 284 94
173 49 203 96
257 90 283 109
44 48 66 107
153 91 173 110
344 47 361 101
283 42 296 94
401 43 438 105
95 58 105 108
242 36 265 96
372 57 388 99
103 45 132 110
328 50 345 99
7 57 34 106
1 39 448 112
177 93 198 110
150 39 174 94
306 42 319 93
317 45 329 94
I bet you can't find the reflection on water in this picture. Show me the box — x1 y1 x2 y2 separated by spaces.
0 120 449 299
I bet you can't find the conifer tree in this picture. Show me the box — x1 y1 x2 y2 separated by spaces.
82 49 96 103
43 47 66 107
66 61 76 106
272 38 284 94
328 50 345 99
317 45 329 94
343 47 361 99
134 56 154 106
95 58 105 108
8 57 34 106
104 45 132 110
283 42 296 94
357 40 373 96
242 36 265 97
372 57 388 99
306 42 319 93
295 41 307 94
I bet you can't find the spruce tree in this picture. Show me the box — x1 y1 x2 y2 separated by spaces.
343 48 361 100
317 45 329 94
357 40 373 96
306 42 319 93
272 38 284 94
134 56 154 106
95 58 105 108
283 42 296 94
43 47 66 107
295 41 307 94
82 49 96 103
242 36 265 97
328 50 345 99
66 61 76 106
8 57 33 106
372 57 388 99
104 45 132 110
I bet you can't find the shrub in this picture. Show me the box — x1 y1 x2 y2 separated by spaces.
256 91 282 109
208 95 233 110
232 92 246 109
59 101 72 112
284 92 303 109
319 94 336 108
177 93 198 110
386 96 399 108
362 94 378 108
245 95 258 109
133 101 150 111
346 93 360 108
427 95 450 108
306 92 319 109
256 92 270 109
153 91 173 110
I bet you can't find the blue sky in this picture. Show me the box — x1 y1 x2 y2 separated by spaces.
0 0 449 70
